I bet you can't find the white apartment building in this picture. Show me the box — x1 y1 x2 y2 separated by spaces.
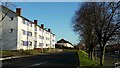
0 5 55 50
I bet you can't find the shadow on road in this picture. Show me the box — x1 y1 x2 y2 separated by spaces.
2 51 80 68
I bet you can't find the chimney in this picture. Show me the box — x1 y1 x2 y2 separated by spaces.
16 8 21 16
41 24 44 29
48 29 51 32
34 20 37 25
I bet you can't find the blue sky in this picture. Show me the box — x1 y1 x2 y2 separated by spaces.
13 2 81 44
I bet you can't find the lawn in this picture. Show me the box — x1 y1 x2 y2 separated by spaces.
62 49 101 67
1 48 61 57
1 50 42 57
77 50 100 68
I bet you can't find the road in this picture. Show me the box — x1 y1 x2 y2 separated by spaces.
104 53 120 66
96 51 120 66
2 51 80 68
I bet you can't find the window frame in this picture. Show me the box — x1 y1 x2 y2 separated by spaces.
29 41 32 46
9 17 14 21
9 29 14 33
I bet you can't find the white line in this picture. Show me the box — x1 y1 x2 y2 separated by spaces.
0 55 31 61
30 61 48 66
23 61 48 68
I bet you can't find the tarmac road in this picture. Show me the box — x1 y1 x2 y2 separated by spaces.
2 51 80 68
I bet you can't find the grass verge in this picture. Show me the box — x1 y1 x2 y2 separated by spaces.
62 49 101 67
1 48 61 57
77 50 101 68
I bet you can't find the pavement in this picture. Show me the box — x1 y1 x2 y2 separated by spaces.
1 51 80 68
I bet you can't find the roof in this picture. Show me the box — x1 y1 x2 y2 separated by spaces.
1 5 55 35
57 39 73 46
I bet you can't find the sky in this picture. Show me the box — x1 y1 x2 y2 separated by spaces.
12 2 81 44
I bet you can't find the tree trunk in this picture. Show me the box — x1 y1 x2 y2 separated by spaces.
94 48 97 60
90 50 93 60
88 49 91 58
90 44 94 60
92 49 95 61
100 47 105 66
88 44 91 58
100 49 103 66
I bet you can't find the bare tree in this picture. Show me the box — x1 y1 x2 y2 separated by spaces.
72 2 120 66
92 2 120 66
0 2 16 22
72 2 98 60
0 2 16 57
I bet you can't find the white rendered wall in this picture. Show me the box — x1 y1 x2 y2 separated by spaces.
17 17 35 50
0 6 3 50
0 6 56 50
1 7 17 50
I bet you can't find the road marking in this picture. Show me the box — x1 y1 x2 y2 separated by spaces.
30 61 48 66
0 55 31 60
22 61 48 68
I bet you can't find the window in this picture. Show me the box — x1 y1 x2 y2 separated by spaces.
35 27 37 31
39 35 44 39
46 37 49 40
9 29 14 33
27 22 29 26
10 17 13 21
39 43 43 47
52 40 54 42
42 30 44 32
22 30 32 36
25 20 29 26
22 20 30 26
46 44 49 46
26 31 29 35
29 32 32 36
23 19 25 24
42 36 44 39
52 45 54 47
39 35 42 39
29 41 32 46
22 41 28 46
35 41 37 46
30 23 32 27
22 30 25 35
35 32 37 37
39 28 41 31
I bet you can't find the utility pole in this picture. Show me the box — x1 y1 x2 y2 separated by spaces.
42 29 43 53
50 32 52 52
27 21 29 50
